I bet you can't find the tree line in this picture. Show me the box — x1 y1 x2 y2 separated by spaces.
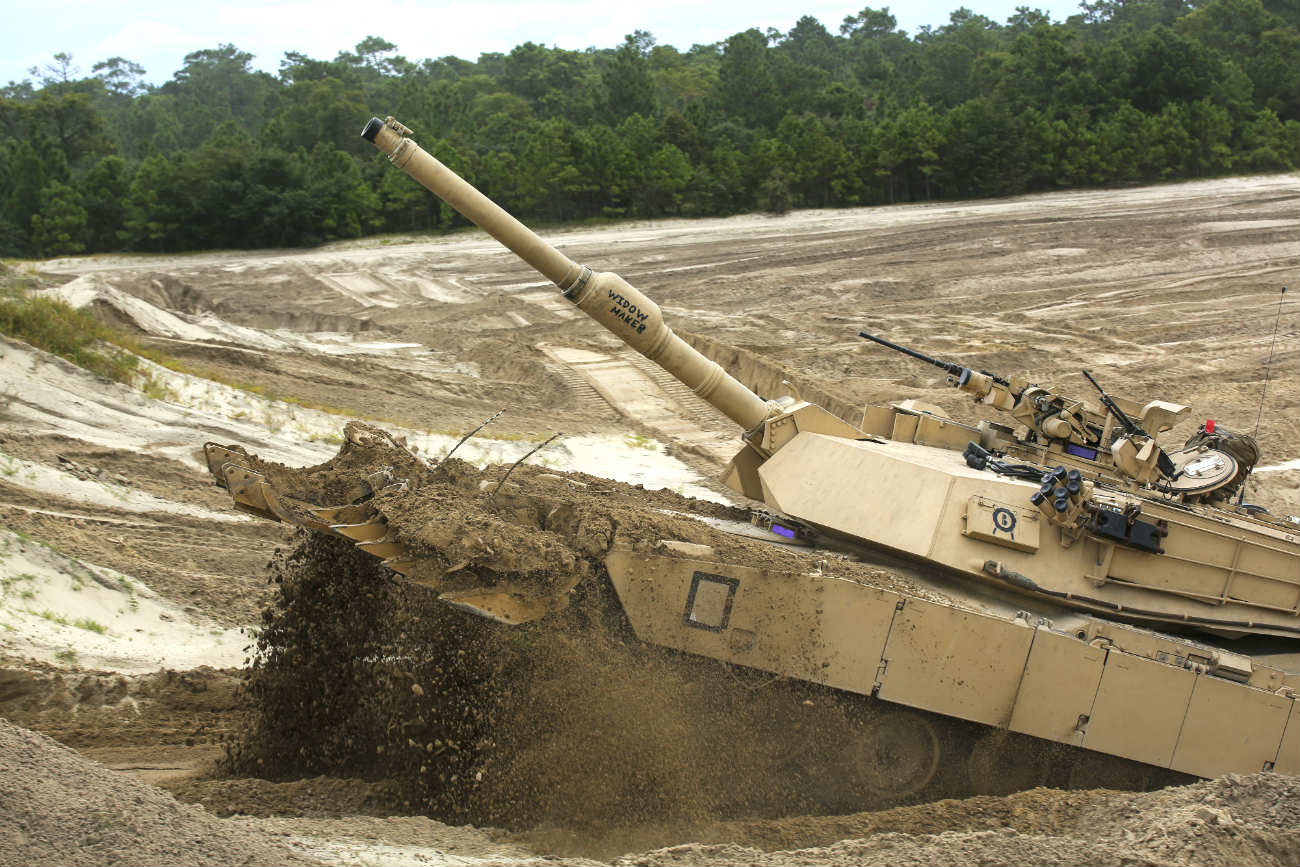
1 0 1296 257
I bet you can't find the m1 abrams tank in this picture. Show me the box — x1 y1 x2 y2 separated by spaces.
206 117 1298 803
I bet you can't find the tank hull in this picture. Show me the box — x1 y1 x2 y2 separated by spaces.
604 543 1299 780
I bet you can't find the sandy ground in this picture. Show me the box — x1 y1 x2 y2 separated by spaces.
2 174 1298 865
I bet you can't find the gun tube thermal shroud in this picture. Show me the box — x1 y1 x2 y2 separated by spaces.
363 117 774 432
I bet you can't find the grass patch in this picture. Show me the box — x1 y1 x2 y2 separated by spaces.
0 266 537 438
140 372 177 402
54 647 77 665
73 617 107 634
37 609 68 626
118 577 139 611
624 433 657 450
0 571 37 595
0 286 139 382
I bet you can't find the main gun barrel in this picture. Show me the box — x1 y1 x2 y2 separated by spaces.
362 117 774 432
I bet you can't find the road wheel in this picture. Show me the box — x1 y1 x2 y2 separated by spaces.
854 709 942 799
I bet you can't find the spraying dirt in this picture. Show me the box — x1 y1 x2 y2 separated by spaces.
223 432 969 832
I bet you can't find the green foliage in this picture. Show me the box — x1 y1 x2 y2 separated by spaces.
81 156 130 250
604 32 658 123
0 3 1295 259
761 169 793 214
0 280 138 382
29 181 87 256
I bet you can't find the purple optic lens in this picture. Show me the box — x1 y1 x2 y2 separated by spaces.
771 524 796 539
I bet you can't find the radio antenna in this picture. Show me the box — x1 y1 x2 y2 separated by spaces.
1251 286 1287 440
1238 286 1288 506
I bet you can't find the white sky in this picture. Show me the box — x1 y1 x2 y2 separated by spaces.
2 0 1086 87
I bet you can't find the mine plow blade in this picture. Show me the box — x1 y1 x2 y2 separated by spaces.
204 423 563 625
204 435 426 576
436 588 555 625
203 443 245 488
312 503 375 525
382 557 419 576
356 536 407 560
330 517 390 542
222 469 278 522
259 486 337 534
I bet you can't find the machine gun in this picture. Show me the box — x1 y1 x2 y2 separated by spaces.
1083 368 1177 479
858 331 1013 391
858 331 1199 487
858 330 1103 445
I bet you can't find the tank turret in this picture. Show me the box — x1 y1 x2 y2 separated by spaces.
360 115 1296 641
857 331 1262 504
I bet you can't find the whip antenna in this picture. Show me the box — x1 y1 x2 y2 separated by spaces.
1238 286 1288 506
1251 286 1287 440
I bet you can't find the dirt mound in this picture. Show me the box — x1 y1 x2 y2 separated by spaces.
0 662 243 750
0 719 315 867
611 775 1299 866
163 775 404 818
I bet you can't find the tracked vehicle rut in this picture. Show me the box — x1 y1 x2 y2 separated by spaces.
208 117 1298 814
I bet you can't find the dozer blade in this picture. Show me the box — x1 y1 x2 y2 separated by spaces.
331 518 389 542
203 425 564 626
220 465 280 522
437 588 553 625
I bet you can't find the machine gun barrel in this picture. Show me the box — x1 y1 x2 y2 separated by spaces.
1082 368 1176 477
362 117 774 432
858 331 1011 387
1081 369 1141 436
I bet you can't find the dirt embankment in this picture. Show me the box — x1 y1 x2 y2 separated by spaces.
0 719 316 867
612 775 1300 867
0 664 242 752
3 708 1293 867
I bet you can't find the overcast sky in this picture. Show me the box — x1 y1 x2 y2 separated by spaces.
3 0 1087 87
